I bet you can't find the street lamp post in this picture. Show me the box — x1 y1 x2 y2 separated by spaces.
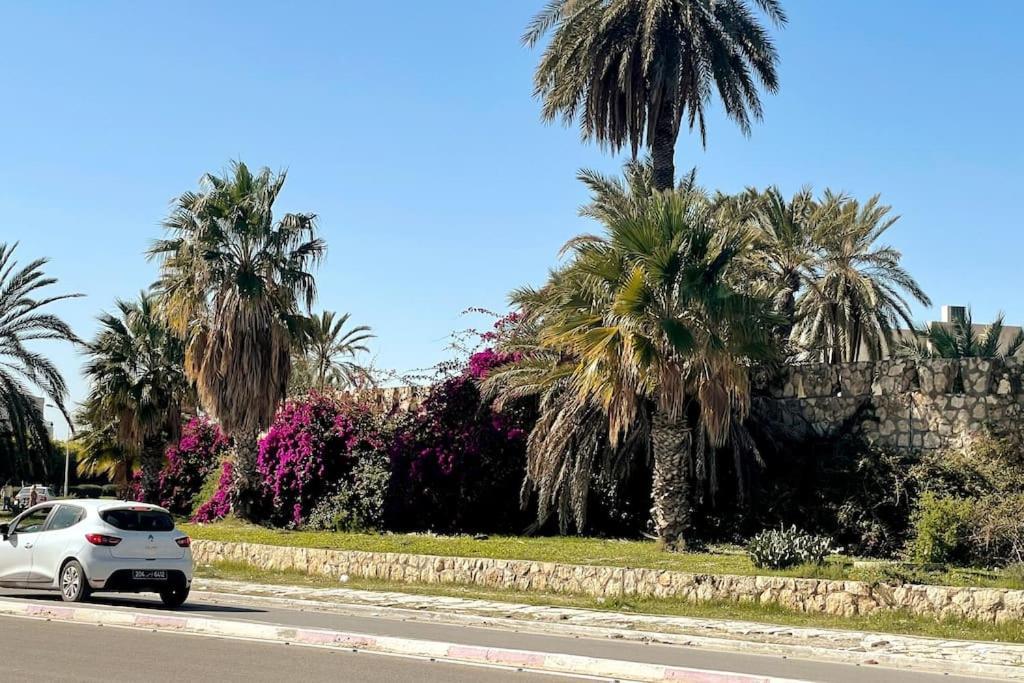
45 403 72 497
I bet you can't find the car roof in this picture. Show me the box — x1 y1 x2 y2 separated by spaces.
48 499 169 513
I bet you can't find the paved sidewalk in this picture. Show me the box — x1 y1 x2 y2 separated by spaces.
192 577 1024 680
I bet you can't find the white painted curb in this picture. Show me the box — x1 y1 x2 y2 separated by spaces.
0 597 805 683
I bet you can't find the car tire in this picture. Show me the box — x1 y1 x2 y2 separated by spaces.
159 583 189 609
59 560 90 603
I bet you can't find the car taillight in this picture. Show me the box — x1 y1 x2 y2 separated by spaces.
175 536 191 548
85 533 121 546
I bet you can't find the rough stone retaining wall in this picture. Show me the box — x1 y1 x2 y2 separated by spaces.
193 540 1024 624
754 358 1024 450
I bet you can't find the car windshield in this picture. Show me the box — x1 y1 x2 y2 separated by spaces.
100 508 175 532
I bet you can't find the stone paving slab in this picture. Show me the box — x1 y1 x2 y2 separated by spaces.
192 577 1024 680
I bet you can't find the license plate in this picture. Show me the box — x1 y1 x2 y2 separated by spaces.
133 570 167 580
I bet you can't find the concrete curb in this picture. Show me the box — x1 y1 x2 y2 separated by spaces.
0 597 805 683
191 578 1024 681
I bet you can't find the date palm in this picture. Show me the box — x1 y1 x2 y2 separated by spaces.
746 186 819 348
525 0 786 191
301 311 374 391
486 167 777 547
898 309 1024 360
82 292 190 502
0 242 81 477
149 161 325 518
794 193 931 362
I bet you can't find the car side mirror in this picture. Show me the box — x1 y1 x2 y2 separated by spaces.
0 524 9 540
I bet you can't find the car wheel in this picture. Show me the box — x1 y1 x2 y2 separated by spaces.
159 583 189 609
59 560 90 602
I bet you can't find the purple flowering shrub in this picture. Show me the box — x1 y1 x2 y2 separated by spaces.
389 348 533 533
192 461 233 523
125 470 143 502
158 417 230 516
255 392 387 527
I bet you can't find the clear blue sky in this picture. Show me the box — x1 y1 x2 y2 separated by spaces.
2 2 1022 438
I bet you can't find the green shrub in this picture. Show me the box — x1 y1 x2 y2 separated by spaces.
69 484 103 499
908 492 974 565
305 451 390 532
100 484 118 498
968 494 1024 566
190 460 229 518
747 526 833 569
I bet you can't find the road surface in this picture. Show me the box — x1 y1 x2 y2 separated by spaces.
0 618 571 683
0 588 1003 682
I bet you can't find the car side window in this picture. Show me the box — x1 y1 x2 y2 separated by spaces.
46 505 83 531
12 507 52 534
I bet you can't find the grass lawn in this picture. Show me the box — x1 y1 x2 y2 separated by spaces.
195 561 1024 644
182 518 1024 590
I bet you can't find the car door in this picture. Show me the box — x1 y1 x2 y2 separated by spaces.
29 504 84 585
0 506 53 586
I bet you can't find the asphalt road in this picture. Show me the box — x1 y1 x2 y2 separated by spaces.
0 588 1004 683
0 618 570 683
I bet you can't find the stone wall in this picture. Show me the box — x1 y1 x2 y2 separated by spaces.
193 540 1024 624
753 358 1024 450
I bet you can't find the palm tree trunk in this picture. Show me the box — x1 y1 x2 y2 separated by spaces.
650 109 679 193
650 412 692 551
231 429 261 521
777 271 801 350
139 438 164 504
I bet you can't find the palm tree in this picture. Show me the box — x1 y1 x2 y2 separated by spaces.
81 292 191 502
485 166 778 548
746 186 820 348
73 400 138 493
0 242 81 477
897 309 1024 360
301 311 374 391
149 161 325 518
794 193 931 363
525 0 786 191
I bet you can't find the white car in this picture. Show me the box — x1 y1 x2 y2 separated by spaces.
14 486 52 510
0 500 193 607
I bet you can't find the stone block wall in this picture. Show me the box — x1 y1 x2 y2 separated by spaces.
193 540 1024 623
753 358 1024 450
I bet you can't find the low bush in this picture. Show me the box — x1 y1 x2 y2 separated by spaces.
747 526 833 569
192 461 233 523
389 355 533 534
70 484 103 499
256 393 387 527
158 417 230 516
908 492 974 565
305 451 390 532
966 494 1024 566
100 483 119 498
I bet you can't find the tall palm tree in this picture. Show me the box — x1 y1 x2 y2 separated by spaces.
486 167 778 548
81 292 191 502
794 193 931 363
0 242 81 477
301 311 374 391
897 309 1024 360
525 0 786 191
149 161 325 518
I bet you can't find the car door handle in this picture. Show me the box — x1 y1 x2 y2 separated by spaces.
23 543 32 549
